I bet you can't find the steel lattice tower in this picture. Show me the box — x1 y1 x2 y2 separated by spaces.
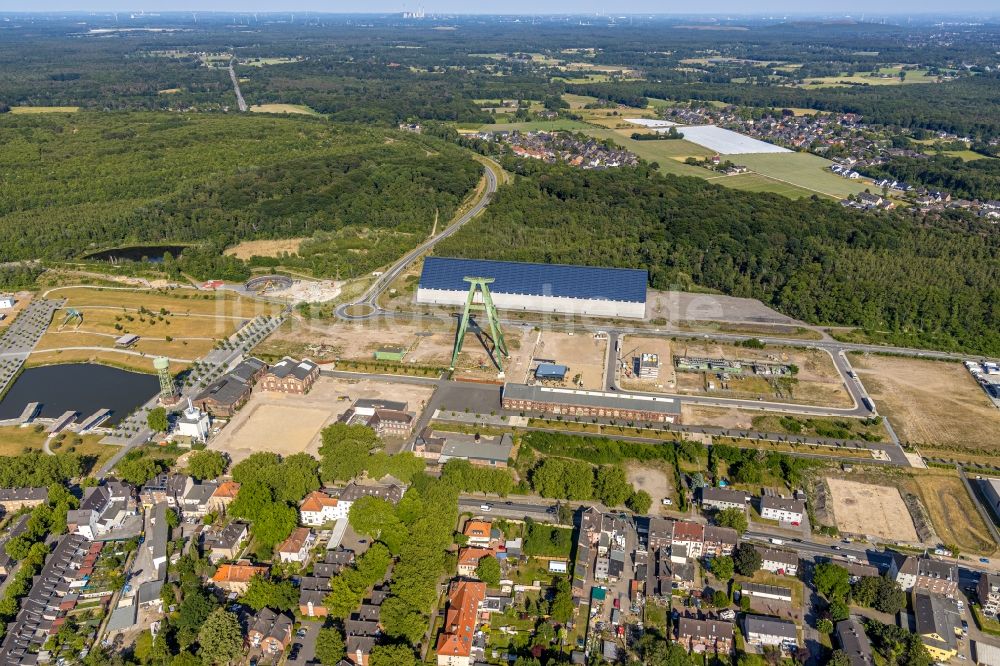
450 277 509 375
153 356 175 401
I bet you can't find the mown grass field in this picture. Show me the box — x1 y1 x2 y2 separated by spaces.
30 286 281 371
706 172 818 199
249 103 321 116
0 425 116 470
8 106 80 114
735 153 870 199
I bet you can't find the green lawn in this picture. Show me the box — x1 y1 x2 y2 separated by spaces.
735 153 870 199
706 172 819 199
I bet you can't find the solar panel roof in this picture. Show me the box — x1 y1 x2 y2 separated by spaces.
419 257 647 303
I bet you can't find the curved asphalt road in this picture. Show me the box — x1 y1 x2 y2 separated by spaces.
335 163 498 320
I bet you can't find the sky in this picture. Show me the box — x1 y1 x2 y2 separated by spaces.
2 1 998 14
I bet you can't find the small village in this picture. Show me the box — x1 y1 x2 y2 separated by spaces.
477 130 640 169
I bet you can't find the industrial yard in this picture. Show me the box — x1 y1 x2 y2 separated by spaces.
644 340 853 407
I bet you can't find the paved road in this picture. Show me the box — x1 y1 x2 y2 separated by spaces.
97 315 283 478
228 60 247 112
0 298 64 395
336 163 498 320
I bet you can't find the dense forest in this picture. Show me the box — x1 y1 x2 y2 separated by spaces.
858 155 1000 201
436 160 1000 355
0 113 480 279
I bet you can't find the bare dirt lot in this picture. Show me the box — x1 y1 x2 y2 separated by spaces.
208 375 434 462
665 340 851 407
524 331 608 389
850 354 1000 455
681 406 753 430
646 290 803 325
224 238 306 260
619 335 675 390
625 462 673 516
258 316 534 380
846 466 997 556
826 477 919 542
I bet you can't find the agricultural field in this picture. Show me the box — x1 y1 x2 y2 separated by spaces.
825 477 919 542
474 119 596 132
667 340 852 407
800 67 945 88
248 104 321 116
850 354 1000 461
671 125 790 155
734 153 870 199
707 172 819 200
30 287 281 371
8 106 80 114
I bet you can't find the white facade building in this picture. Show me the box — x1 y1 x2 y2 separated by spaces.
416 257 648 320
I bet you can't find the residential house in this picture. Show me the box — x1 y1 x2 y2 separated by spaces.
670 521 705 558
647 548 695 597
913 592 960 662
338 476 408 510
843 560 880 582
889 555 957 596
210 561 269 595
345 584 389 666
0 487 47 512
759 496 805 525
66 481 135 540
0 515 30 576
463 520 493 548
703 525 738 557
700 487 751 511
979 573 1000 617
743 614 798 652
457 548 494 577
298 549 356 618
276 527 315 565
207 481 240 514
202 521 249 563
299 491 347 526
259 357 320 394
436 580 486 666
177 480 219 518
247 608 293 655
835 618 874 666
677 617 734 655
0 534 97 665
758 548 799 577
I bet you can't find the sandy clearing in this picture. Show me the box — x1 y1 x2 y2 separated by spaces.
826 477 918 542
850 353 1000 451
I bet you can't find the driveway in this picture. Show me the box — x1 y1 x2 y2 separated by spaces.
287 622 318 666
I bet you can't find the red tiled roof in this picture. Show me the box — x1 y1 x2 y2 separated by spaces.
436 580 486 658
300 491 338 512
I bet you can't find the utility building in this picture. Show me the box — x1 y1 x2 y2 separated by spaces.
417 257 648 319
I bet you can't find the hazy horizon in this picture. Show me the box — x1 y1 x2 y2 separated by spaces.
2 2 999 16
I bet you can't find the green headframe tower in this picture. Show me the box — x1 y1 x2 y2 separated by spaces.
450 277 510 375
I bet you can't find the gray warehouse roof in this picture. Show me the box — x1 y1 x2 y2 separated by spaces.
419 257 648 303
503 383 680 415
